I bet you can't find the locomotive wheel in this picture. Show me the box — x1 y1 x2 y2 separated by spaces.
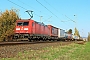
28 38 31 42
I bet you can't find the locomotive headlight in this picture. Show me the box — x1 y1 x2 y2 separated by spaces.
16 28 20 30
25 31 28 33
24 28 28 30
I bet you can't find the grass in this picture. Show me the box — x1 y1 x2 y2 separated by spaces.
1 42 90 60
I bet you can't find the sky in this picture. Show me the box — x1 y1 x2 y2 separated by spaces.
0 0 90 37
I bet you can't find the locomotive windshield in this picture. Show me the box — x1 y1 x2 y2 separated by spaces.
17 22 29 26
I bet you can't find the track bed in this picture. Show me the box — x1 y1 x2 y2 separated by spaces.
0 41 73 58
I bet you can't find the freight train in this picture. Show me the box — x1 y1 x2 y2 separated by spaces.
12 19 75 41
3 11 82 42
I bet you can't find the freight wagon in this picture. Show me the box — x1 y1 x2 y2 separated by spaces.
58 28 65 41
47 25 58 40
65 32 73 41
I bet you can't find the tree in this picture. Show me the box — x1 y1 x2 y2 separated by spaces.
67 29 72 34
74 27 80 37
87 32 90 41
0 9 19 41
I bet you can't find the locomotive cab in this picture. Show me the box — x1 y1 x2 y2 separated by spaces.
16 20 30 33
14 19 34 40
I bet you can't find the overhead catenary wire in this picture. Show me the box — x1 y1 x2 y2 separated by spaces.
7 0 27 10
43 0 64 16
65 15 76 23
44 0 59 14
36 0 62 21
44 0 65 17
7 0 41 18
44 0 75 23
18 0 39 12
18 0 50 18
43 16 52 22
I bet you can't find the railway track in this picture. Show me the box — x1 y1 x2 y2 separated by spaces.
0 39 84 46
0 40 83 45
0 40 66 46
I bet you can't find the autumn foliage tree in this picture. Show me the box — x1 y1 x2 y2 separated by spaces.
74 27 80 37
0 9 19 41
67 29 72 34
87 32 90 41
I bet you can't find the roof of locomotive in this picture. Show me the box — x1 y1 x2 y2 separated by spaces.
16 19 34 21
16 19 47 26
